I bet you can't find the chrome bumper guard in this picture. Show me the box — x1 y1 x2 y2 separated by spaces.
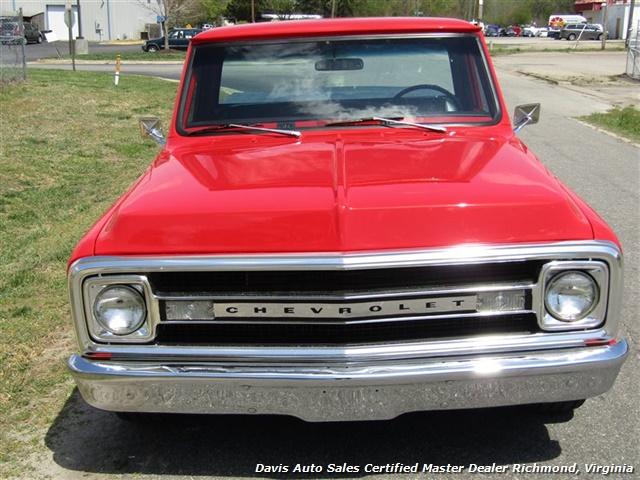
69 341 628 421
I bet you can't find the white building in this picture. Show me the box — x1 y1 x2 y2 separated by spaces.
576 1 639 40
3 0 159 42
606 3 639 40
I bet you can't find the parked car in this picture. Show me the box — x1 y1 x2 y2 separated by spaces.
23 23 42 44
500 25 520 36
0 19 20 44
483 24 499 36
521 25 547 37
141 27 203 52
68 17 628 423
521 25 539 37
548 28 562 39
560 23 606 41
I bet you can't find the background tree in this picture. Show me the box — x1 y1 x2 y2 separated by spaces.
200 0 232 24
482 0 578 26
226 0 267 22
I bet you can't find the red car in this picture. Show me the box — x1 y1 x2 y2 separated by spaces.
67 17 627 422
500 25 521 36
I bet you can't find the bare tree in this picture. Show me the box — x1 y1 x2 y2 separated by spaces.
263 0 298 18
138 0 200 49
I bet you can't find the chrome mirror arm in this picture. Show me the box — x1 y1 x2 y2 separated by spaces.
513 103 541 134
139 117 167 147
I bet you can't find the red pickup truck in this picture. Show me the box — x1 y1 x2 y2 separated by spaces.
67 17 627 422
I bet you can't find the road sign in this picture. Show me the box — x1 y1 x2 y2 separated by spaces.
64 6 76 71
64 8 75 29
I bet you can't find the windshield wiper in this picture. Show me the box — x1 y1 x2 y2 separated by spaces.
325 116 447 133
188 123 301 138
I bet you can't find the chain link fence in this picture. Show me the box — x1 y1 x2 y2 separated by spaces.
1 13 28 85
626 21 639 81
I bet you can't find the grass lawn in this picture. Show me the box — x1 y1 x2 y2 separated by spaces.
0 68 177 477
67 51 187 62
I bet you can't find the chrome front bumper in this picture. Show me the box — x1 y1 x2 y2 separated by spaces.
69 340 628 421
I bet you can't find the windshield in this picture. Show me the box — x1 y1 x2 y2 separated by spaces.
178 35 498 133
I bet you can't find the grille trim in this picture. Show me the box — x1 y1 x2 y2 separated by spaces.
148 261 544 295
152 282 534 344
154 313 539 346
148 259 537 344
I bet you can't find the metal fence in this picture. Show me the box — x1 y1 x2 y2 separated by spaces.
0 13 28 86
626 21 639 80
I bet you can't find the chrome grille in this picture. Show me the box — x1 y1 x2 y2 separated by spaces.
148 261 541 346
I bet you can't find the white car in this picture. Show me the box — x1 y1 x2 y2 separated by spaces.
522 25 544 37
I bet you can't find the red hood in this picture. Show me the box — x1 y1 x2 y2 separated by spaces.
94 128 594 255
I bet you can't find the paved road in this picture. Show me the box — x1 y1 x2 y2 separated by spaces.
493 51 639 109
25 51 639 479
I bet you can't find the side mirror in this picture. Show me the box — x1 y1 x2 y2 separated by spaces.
513 103 540 134
139 117 166 146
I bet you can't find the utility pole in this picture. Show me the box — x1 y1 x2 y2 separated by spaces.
76 0 83 38
625 0 636 48
74 0 88 54
601 0 609 50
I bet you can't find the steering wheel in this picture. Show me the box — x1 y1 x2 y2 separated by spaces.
393 84 462 111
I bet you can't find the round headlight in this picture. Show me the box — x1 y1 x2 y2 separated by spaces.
93 285 146 335
545 271 598 322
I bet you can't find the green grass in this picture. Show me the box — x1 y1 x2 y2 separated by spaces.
580 106 640 143
0 68 177 475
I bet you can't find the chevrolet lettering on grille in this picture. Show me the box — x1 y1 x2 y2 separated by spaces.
215 295 477 319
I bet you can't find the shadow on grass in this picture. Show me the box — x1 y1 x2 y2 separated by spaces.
44 388 573 477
